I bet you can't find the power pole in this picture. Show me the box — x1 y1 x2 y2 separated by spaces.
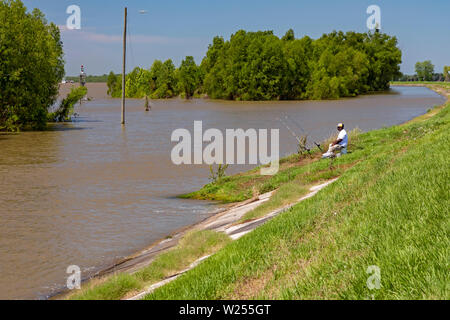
121 7 127 125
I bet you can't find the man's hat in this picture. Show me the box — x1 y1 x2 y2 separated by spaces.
337 123 344 129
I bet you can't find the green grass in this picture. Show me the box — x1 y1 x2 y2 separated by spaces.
240 181 310 223
180 175 256 203
181 129 361 205
69 230 231 300
391 81 450 87
143 102 449 300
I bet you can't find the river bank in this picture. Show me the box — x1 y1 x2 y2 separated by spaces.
143 83 449 300
62 83 449 300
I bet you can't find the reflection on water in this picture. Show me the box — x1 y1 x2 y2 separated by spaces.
0 86 445 299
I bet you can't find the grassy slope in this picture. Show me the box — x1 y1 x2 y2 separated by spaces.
181 129 361 205
145 101 449 300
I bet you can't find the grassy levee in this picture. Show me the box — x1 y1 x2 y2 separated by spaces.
144 102 449 300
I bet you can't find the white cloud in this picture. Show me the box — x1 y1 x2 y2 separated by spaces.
58 26 191 45
57 26 208 75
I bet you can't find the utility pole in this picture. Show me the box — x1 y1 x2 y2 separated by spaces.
121 7 127 125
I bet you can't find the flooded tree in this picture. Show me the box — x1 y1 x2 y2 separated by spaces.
0 0 64 131
107 29 402 102
177 56 200 99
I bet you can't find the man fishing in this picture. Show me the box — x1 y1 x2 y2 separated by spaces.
322 123 348 158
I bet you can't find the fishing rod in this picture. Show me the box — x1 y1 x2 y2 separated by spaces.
281 114 324 152
277 117 301 143
277 117 312 154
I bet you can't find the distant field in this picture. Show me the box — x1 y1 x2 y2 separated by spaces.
59 82 108 100
391 81 450 87
65 75 109 83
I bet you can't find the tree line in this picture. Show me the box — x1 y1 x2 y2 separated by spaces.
66 74 109 83
396 61 449 82
108 29 403 101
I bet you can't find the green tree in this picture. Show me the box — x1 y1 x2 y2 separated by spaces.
282 29 295 41
107 71 118 96
149 59 178 98
306 32 371 99
113 29 402 102
0 0 65 131
124 67 152 98
203 30 289 100
443 66 450 82
415 60 434 81
202 36 226 99
360 32 402 90
281 36 312 99
48 86 87 122
240 31 287 100
178 56 199 99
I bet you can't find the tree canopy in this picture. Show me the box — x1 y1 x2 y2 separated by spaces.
0 0 65 130
108 29 402 101
415 60 435 81
444 66 450 82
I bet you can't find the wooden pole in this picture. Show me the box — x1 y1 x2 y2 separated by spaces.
145 95 150 111
121 7 127 125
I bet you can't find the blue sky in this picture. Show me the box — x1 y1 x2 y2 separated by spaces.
24 0 450 76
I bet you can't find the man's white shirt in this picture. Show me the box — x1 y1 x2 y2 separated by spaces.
338 129 348 148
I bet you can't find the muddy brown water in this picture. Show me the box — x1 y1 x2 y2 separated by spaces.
0 85 445 299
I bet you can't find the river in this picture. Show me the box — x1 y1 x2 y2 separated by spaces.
0 85 445 299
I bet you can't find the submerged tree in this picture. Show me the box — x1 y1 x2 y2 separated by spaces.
107 71 119 97
200 29 401 100
149 59 178 98
0 0 65 131
48 86 87 122
109 29 402 102
178 56 200 99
